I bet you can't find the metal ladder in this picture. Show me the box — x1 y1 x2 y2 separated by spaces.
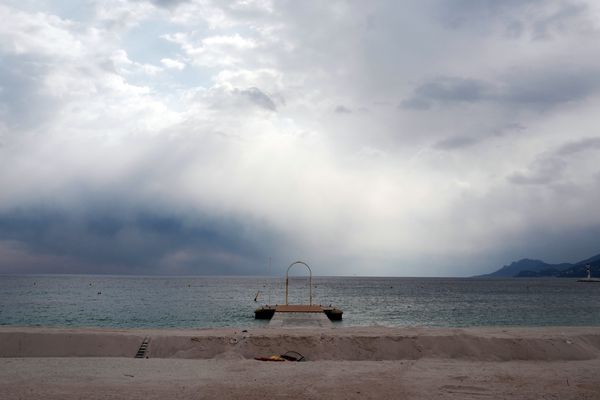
135 337 149 358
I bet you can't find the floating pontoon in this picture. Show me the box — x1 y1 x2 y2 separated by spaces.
254 261 343 322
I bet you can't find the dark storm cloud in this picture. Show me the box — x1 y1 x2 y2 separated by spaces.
237 87 277 111
433 124 526 151
433 136 479 150
402 67 600 111
437 0 537 28
495 223 600 267
402 77 490 110
437 0 590 39
507 157 567 185
530 2 589 39
503 67 600 107
508 137 600 186
0 206 285 275
334 105 352 114
493 123 526 137
399 97 430 110
556 137 600 155
146 0 189 8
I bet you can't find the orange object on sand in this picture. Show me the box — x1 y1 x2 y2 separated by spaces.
254 355 286 362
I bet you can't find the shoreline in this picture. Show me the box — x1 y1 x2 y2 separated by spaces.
1 325 599 361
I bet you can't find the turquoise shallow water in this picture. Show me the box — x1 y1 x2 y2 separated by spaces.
1 275 599 328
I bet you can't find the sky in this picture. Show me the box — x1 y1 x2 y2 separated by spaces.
1 0 600 276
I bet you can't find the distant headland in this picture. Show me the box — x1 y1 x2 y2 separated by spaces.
477 253 600 278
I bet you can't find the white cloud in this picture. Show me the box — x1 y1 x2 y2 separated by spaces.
93 0 155 30
163 32 260 67
160 57 186 70
0 5 83 57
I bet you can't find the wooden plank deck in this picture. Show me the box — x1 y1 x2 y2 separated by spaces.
267 304 332 328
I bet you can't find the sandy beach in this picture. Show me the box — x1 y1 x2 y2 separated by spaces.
1 325 600 399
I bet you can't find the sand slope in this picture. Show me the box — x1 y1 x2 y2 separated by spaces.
1 326 599 399
1 326 599 361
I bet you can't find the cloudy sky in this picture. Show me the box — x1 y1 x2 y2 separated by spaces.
1 0 600 276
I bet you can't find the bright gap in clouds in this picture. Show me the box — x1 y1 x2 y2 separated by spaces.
1 0 600 276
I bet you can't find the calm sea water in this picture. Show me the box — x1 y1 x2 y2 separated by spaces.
1 275 599 328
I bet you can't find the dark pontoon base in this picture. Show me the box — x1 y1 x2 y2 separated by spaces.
254 305 343 321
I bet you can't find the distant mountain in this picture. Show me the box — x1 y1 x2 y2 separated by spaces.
478 253 600 278
477 258 573 278
557 254 600 278
515 266 573 277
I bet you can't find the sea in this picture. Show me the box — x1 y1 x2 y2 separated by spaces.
1 275 599 329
